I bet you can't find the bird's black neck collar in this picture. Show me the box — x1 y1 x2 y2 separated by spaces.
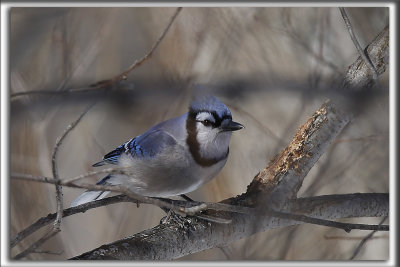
186 110 229 167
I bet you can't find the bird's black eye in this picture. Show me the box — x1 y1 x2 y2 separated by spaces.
201 120 213 127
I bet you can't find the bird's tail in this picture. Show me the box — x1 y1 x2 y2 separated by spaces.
70 175 112 208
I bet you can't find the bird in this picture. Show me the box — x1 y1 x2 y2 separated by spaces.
70 94 244 207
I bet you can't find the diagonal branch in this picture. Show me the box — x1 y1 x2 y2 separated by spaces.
342 24 388 90
51 102 96 230
339 7 380 86
10 195 130 248
349 216 388 260
13 229 60 260
246 100 350 209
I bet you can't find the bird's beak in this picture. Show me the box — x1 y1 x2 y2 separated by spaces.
221 121 244 132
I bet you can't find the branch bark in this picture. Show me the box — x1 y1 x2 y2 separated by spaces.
342 25 389 90
71 193 388 260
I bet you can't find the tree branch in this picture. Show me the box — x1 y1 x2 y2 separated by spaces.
51 103 95 229
349 216 388 260
342 25 389 90
71 193 388 260
246 100 350 209
10 195 131 248
339 7 380 86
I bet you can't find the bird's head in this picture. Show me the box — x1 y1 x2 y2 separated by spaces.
186 95 244 166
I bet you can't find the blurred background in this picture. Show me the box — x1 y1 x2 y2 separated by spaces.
9 7 389 260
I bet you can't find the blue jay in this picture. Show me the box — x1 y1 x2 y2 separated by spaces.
70 95 243 207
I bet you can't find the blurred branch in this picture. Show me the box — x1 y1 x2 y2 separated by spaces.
10 86 109 99
31 250 64 256
10 7 183 101
227 102 283 144
324 235 388 241
93 7 182 87
349 216 388 260
13 230 60 260
333 134 387 144
339 7 380 87
51 103 95 227
279 16 341 75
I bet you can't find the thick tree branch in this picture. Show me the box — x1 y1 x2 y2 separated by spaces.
246 101 350 209
71 193 388 260
10 190 388 250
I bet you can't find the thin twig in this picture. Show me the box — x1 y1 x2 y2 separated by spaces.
349 216 388 260
10 173 207 216
51 103 96 232
324 235 388 241
62 166 131 184
10 86 110 99
265 209 388 233
104 7 183 85
333 134 386 144
339 7 380 88
228 102 283 143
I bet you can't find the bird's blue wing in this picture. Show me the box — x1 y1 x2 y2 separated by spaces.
92 130 177 167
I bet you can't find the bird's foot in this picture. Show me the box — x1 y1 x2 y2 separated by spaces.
160 210 195 230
